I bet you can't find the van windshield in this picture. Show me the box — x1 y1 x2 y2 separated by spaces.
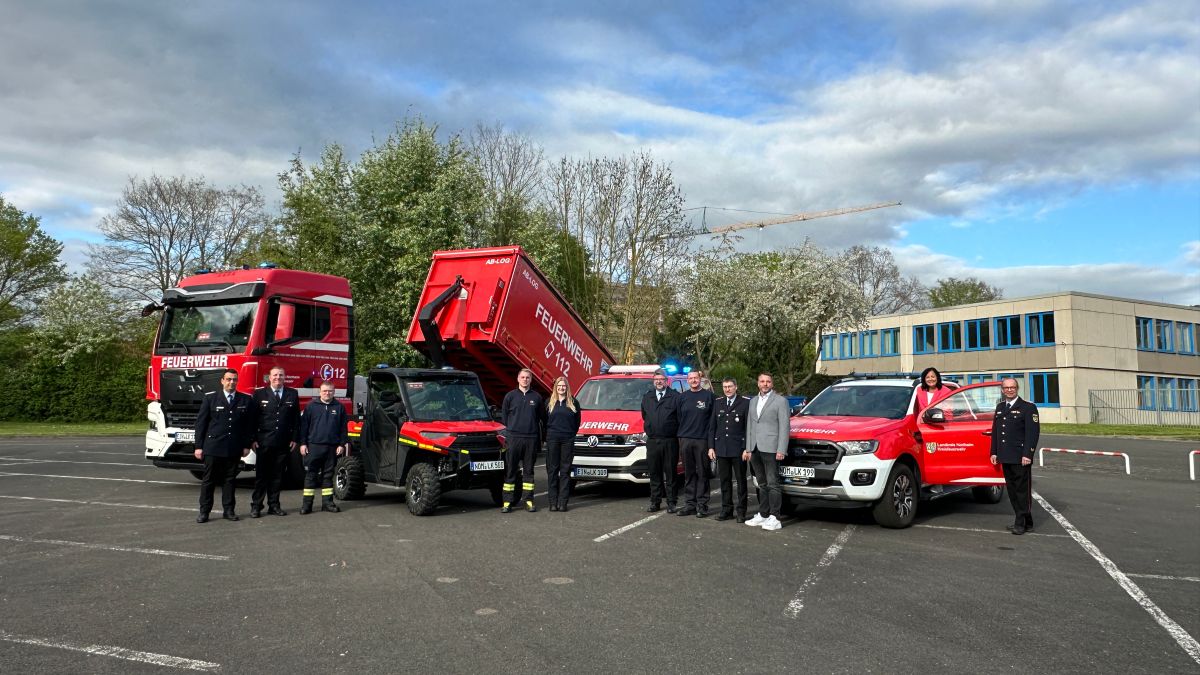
798 385 912 420
576 378 653 411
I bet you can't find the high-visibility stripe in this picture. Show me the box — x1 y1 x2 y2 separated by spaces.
522 482 534 491
321 488 333 496
398 436 448 454
502 483 515 491
303 488 315 496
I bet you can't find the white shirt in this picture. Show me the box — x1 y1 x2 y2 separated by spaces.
756 392 770 417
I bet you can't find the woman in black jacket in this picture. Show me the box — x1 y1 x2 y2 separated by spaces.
545 376 582 511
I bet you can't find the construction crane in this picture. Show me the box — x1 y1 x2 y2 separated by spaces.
702 201 901 235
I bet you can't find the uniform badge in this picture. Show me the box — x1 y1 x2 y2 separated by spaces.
697 401 706 409
1032 414 1039 422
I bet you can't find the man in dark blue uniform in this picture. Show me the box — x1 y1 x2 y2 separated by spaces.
193 368 254 523
677 370 715 517
708 377 751 522
990 378 1040 535
500 368 546 513
641 369 681 513
298 381 348 514
249 366 301 518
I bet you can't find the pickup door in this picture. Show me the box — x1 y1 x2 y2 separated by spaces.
916 382 1006 486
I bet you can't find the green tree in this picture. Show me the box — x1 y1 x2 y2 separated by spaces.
0 195 66 326
929 277 1003 308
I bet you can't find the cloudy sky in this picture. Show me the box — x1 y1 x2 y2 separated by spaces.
3 0 1198 304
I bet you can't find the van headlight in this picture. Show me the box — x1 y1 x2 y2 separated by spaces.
840 440 878 455
626 432 647 445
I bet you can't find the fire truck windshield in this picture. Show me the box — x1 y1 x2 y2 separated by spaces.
156 302 257 354
576 378 652 411
402 378 491 422
798 384 912 420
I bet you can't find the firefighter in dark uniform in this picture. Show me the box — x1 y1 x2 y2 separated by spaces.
990 377 1040 535
298 380 348 514
193 368 254 523
641 369 681 513
677 370 715 517
708 377 751 522
249 366 301 517
500 368 546 513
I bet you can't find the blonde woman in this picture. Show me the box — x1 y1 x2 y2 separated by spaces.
544 377 583 511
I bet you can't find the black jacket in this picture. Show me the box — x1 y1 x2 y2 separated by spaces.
677 389 715 439
300 398 349 446
195 390 254 459
251 386 301 449
502 388 545 439
990 397 1040 464
640 387 680 439
546 399 582 440
709 395 750 458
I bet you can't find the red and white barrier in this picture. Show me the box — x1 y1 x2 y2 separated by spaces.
1190 450 1199 481
1038 447 1131 475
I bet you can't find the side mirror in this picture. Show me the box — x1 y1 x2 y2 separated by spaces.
489 404 501 422
923 408 945 424
251 346 273 356
140 302 162 318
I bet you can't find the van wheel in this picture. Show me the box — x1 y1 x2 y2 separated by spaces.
335 455 366 500
972 485 1004 504
406 462 442 516
873 464 917 528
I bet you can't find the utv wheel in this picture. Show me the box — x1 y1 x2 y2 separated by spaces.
405 462 442 516
190 470 205 481
972 484 1005 504
873 464 917 528
282 450 306 490
489 481 504 507
334 455 366 500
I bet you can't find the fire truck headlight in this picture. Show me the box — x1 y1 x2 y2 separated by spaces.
626 432 647 445
840 440 879 455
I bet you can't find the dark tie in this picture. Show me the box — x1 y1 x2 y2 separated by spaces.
657 392 662 401
275 389 282 401
727 398 733 408
227 394 233 405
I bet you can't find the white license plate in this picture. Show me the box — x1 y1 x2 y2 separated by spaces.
573 467 608 478
780 466 815 478
174 431 195 443
470 460 504 471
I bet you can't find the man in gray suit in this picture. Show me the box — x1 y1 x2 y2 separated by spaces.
743 372 791 531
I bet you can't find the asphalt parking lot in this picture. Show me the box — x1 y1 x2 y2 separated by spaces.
0 434 1197 674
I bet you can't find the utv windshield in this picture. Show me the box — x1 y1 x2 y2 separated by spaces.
576 378 653 411
156 302 257 353
797 385 913 420
402 377 491 422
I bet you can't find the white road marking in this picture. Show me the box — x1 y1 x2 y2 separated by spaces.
0 630 219 671
58 450 144 457
1034 491 1200 665
0 495 192 511
1127 573 1200 583
0 456 150 468
0 534 228 560
785 524 856 618
914 523 1069 538
594 512 666 542
0 471 193 486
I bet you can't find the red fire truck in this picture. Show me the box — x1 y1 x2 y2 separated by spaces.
143 265 353 482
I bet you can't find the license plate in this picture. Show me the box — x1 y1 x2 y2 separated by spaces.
470 460 504 471
779 466 815 478
572 467 608 478
174 431 194 443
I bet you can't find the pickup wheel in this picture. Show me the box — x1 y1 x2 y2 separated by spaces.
972 484 1005 504
334 455 366 500
873 464 917 528
405 462 442 516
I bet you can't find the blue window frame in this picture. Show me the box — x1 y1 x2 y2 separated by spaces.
1176 323 1196 355
1137 375 1155 410
860 330 879 357
1027 312 1055 346
965 319 991 350
1158 377 1177 411
937 322 962 352
881 328 899 356
966 374 994 384
1154 319 1174 352
821 334 838 360
913 324 935 354
942 373 963 383
1179 379 1198 412
998 372 1026 396
1135 317 1154 351
995 316 1022 348
840 332 857 359
1028 372 1060 407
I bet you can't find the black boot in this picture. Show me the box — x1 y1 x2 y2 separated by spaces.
300 497 313 515
322 499 340 513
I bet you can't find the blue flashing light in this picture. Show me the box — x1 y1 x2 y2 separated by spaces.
662 363 678 375
682 366 692 374
195 268 211 275
258 261 278 269
375 363 390 369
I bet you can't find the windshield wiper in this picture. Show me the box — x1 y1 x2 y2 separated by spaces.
157 341 190 354
195 339 235 353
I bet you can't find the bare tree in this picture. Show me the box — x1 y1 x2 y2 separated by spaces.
87 175 267 302
468 123 545 246
840 245 929 315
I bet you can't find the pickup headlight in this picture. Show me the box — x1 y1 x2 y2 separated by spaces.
840 440 879 455
626 432 647 445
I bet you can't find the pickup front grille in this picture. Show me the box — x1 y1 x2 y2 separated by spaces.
788 440 840 465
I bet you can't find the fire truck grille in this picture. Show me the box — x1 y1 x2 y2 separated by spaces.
788 440 841 465
166 411 198 428
160 369 226 411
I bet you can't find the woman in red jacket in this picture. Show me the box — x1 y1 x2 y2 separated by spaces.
914 367 953 413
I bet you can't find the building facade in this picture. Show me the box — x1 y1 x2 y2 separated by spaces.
817 292 1200 424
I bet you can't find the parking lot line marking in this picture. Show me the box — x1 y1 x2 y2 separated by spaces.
0 471 193 486
784 524 855 618
0 495 193 511
914 524 1069 538
58 450 144 457
0 630 219 671
0 534 229 560
594 512 665 542
1033 491 1200 665
0 456 151 468
1127 573 1200 583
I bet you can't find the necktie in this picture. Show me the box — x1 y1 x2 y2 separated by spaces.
657 392 663 401
727 398 733 408
275 389 282 401
227 394 233 405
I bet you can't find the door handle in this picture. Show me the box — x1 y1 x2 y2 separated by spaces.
981 430 992 436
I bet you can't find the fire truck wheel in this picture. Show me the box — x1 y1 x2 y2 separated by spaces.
335 455 366 500
405 462 441 516
282 451 306 490
972 484 1005 504
488 481 504 507
190 470 205 481
872 463 917 528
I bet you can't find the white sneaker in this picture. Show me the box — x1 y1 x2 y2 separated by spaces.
761 515 782 531
745 513 767 526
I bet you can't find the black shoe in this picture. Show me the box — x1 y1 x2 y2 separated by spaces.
300 503 312 515
549 504 559 512
525 501 538 513
735 515 746 524
559 504 568 512
322 501 340 513
196 513 209 524
501 505 512 514
646 504 661 513
676 508 696 517
715 513 733 521
1011 524 1027 535
696 510 709 519
250 508 262 518
666 504 678 514
223 512 240 522
268 507 288 516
